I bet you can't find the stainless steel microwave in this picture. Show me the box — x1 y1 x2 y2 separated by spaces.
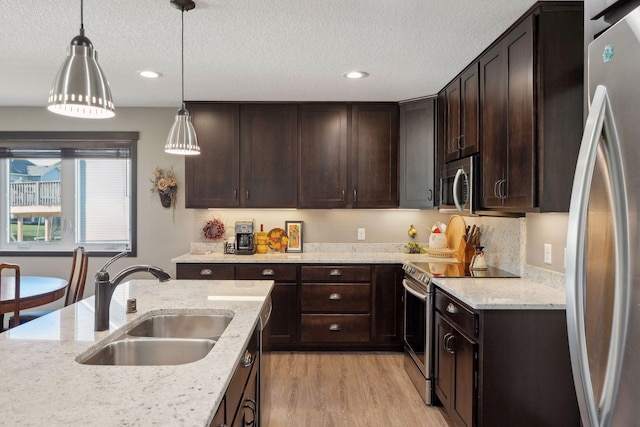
439 155 478 214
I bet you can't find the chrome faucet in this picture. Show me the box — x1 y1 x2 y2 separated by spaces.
94 251 171 331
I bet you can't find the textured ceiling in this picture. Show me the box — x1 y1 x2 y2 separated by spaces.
0 0 545 107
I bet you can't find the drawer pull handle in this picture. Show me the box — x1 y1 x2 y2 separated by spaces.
444 333 456 354
329 324 342 331
446 303 458 314
242 350 255 368
200 269 213 276
329 293 342 300
329 269 342 276
261 269 275 276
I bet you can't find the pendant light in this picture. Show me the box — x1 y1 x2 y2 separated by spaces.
165 0 200 155
47 0 115 119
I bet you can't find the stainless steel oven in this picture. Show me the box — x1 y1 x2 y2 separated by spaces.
439 155 478 214
402 263 435 405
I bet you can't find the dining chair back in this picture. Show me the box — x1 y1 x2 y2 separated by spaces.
7 247 88 328
0 263 21 329
64 246 88 306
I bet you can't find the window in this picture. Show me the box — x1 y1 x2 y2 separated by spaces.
0 132 138 256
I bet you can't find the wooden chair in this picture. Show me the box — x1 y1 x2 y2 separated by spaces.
9 247 88 327
1 263 21 331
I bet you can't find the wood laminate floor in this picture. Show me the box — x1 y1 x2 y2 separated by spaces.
264 352 452 427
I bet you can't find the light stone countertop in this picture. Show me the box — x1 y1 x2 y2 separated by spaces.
432 276 566 310
173 251 566 311
171 251 453 264
0 279 273 427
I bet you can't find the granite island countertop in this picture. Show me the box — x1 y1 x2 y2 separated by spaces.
0 279 273 426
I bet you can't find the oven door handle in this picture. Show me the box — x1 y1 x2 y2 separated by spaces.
402 279 427 302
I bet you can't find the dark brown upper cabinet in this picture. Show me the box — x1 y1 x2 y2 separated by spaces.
399 98 437 209
185 102 298 208
443 63 480 163
479 2 584 213
240 104 298 207
350 103 399 208
185 102 240 208
298 103 349 208
298 103 399 208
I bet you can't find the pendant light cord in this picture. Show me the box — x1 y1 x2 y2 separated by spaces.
181 7 185 109
80 0 85 36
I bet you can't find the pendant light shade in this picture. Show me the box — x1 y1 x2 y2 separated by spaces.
47 0 115 119
165 0 200 155
165 105 200 155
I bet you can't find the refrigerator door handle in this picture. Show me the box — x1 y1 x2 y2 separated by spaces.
567 85 630 427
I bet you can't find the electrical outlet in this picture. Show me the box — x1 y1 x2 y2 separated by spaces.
357 228 366 241
544 243 552 265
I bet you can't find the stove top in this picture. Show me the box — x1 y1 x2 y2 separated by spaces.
403 261 519 286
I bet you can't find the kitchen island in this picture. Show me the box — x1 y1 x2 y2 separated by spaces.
0 279 273 426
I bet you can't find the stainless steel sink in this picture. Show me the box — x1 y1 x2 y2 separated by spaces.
78 313 234 366
79 338 215 366
126 314 233 339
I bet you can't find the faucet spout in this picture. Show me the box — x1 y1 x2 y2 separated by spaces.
94 252 171 331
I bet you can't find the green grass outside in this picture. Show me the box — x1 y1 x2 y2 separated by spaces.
10 223 61 241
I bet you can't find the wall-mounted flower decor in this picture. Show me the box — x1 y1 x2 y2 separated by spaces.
150 166 178 213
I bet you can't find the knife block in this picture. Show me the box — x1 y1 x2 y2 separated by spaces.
456 237 477 264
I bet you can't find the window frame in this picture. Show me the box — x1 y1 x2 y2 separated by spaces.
0 131 138 257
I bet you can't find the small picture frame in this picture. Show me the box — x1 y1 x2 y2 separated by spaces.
285 221 303 253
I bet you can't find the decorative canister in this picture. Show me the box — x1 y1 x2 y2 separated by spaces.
429 232 447 249
256 232 268 254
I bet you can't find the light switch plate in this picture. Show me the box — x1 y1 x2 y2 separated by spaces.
544 243 552 264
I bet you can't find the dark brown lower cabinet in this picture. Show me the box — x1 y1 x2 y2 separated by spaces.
435 312 476 427
177 262 403 351
373 264 403 348
434 287 580 427
210 327 258 427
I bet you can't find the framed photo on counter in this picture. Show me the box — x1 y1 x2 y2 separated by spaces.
285 221 303 253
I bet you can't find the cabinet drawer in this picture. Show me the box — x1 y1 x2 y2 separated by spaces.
301 314 370 343
435 290 477 338
301 283 370 312
176 263 234 280
301 266 371 282
235 264 297 281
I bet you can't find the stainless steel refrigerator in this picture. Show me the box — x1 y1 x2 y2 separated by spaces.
566 6 640 427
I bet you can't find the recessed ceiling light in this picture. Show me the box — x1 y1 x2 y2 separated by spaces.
343 71 369 79
138 70 163 79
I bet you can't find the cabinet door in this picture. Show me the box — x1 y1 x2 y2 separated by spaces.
435 313 477 427
480 16 535 210
503 15 535 209
480 42 507 209
267 282 298 345
399 98 436 209
185 103 240 208
435 312 454 408
460 63 480 158
452 328 476 427
240 104 298 207
373 265 403 347
444 80 461 163
232 363 258 427
350 103 399 208
298 103 348 208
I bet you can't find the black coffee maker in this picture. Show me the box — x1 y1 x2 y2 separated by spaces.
235 220 256 255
